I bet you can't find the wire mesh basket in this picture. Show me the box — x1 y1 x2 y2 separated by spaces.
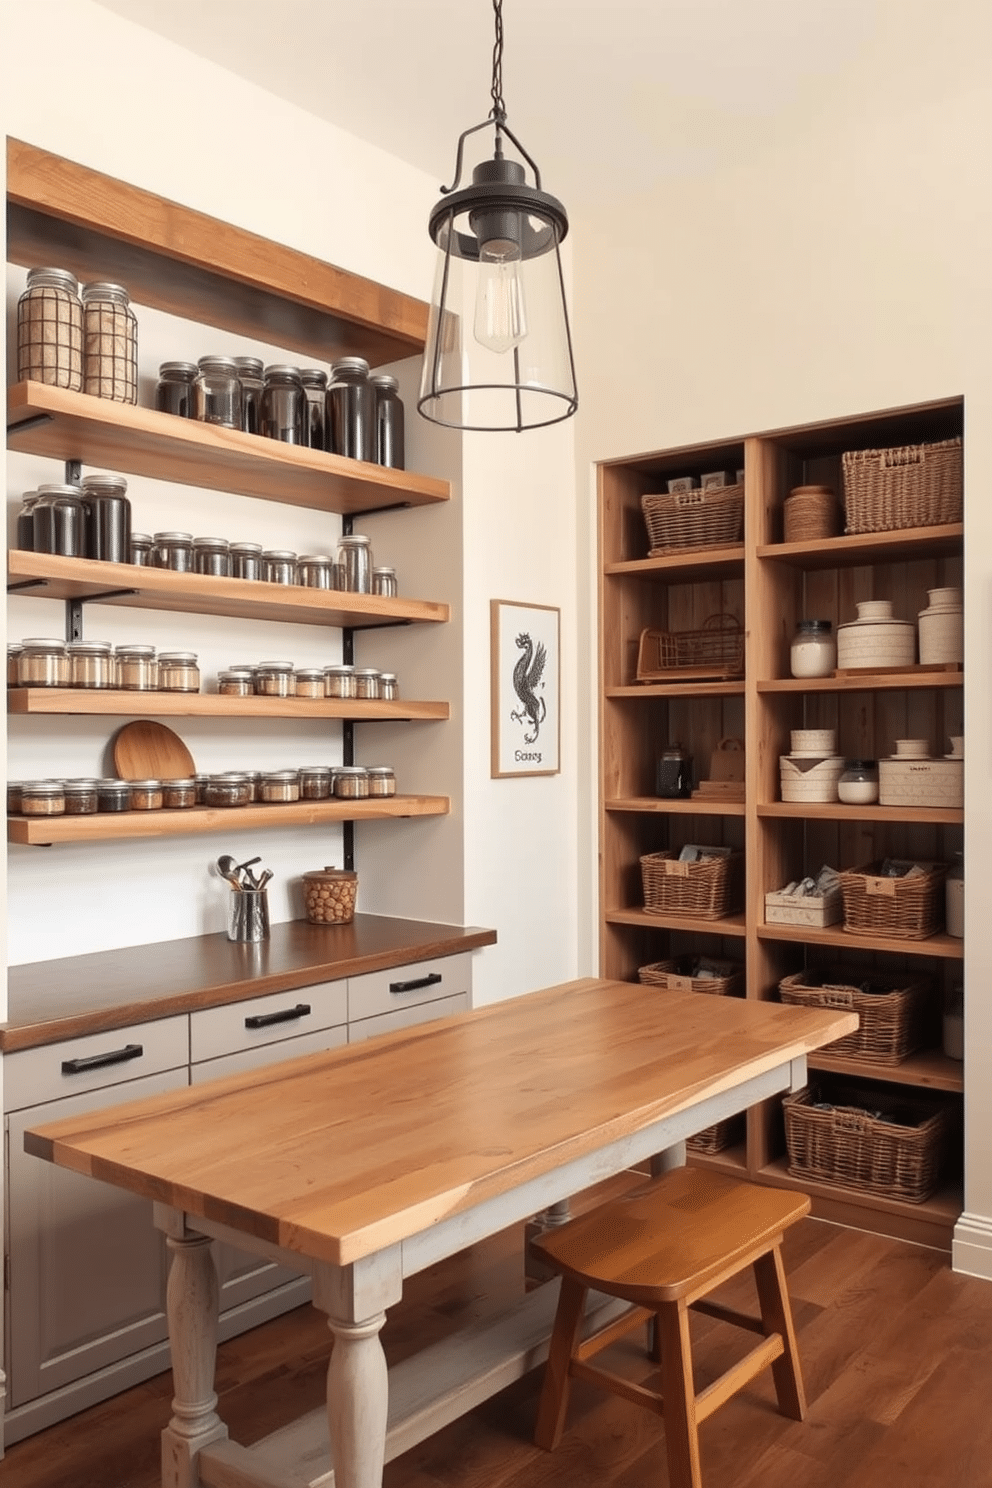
636 614 744 682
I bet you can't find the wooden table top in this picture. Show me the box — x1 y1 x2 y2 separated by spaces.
25 978 857 1267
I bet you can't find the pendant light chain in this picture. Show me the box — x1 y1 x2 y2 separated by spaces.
489 0 507 126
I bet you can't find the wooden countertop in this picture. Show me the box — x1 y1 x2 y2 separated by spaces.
1 916 497 1053
25 978 858 1267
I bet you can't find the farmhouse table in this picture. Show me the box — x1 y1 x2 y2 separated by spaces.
25 976 857 1488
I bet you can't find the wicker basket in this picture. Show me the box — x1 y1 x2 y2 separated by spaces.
778 971 931 1064
783 1082 955 1203
636 614 744 683
783 485 841 544
638 957 744 997
641 484 744 556
842 438 962 534
837 860 947 940
639 850 744 920
687 1113 746 1156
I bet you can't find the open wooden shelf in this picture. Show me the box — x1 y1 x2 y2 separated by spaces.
758 1157 962 1240
686 1143 747 1175
8 382 449 514
8 794 449 846
605 796 745 818
604 545 745 582
758 801 963 825
605 907 747 938
758 921 964 960
607 681 746 700
757 523 963 570
8 688 449 722
759 670 962 694
807 1047 964 1093
7 551 448 630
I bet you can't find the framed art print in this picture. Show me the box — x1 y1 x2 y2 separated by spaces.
490 599 560 778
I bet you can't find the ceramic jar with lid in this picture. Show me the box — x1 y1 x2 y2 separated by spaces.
790 620 836 678
836 600 915 671
917 586 963 666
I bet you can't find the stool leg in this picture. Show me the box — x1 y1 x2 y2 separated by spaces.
535 1278 588 1450
753 1245 806 1421
658 1300 702 1488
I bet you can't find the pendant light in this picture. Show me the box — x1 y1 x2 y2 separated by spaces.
417 0 578 432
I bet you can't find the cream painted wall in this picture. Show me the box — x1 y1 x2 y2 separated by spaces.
570 10 992 1274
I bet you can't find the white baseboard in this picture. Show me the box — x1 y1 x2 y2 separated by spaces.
952 1211 992 1280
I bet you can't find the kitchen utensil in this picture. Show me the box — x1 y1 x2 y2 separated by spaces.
113 720 195 781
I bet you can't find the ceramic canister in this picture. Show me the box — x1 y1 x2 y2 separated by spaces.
836 600 915 670
918 586 963 666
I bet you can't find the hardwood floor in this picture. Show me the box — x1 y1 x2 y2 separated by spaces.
5 1201 992 1488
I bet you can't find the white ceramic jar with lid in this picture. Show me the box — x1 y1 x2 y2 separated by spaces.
918 585 963 666
836 600 915 670
790 620 836 678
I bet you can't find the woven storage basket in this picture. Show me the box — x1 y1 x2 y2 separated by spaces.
687 1113 746 1156
783 485 841 543
778 971 931 1064
842 437 962 534
638 957 744 997
641 483 744 556
636 614 744 682
837 860 947 940
783 1082 954 1203
639 850 744 920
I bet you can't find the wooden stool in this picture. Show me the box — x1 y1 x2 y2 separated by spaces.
532 1167 810 1488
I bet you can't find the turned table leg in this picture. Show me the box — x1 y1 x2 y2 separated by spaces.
160 1228 227 1488
325 1312 389 1488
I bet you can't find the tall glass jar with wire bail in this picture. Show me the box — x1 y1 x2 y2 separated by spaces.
17 267 84 390
327 357 376 461
260 365 305 444
299 368 328 449
81 282 138 403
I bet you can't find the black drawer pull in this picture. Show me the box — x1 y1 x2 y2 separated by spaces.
62 1043 143 1075
245 1002 312 1029
389 973 443 995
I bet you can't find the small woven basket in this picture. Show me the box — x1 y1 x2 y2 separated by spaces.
641 483 744 556
636 614 744 682
638 957 744 997
687 1113 746 1156
783 485 841 543
842 438 962 534
302 867 358 925
778 971 931 1064
783 1082 955 1203
639 850 744 920
837 860 947 940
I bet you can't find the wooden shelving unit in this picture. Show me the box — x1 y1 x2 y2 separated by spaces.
8 689 448 721
598 398 965 1250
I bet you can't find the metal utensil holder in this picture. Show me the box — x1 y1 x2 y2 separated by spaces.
227 887 270 943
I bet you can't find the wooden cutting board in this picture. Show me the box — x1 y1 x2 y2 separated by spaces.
113 721 196 781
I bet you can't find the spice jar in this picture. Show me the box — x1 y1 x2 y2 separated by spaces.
63 779 100 815
790 619 836 679
33 484 86 557
82 282 138 403
16 491 39 550
194 355 242 428
299 765 333 799
194 773 213 804
155 361 198 418
946 851 964 938
116 644 158 691
7 782 24 814
158 651 201 692
299 368 328 449
21 780 65 816
260 769 300 803
243 770 262 802
838 760 879 804
302 866 358 924
337 533 373 593
234 356 264 435
204 773 251 808
353 667 381 699
366 765 396 797
193 536 232 578
327 357 375 461
324 665 357 698
334 765 370 798
81 472 131 563
371 374 405 468
17 267 84 389
262 549 297 585
8 644 24 687
294 668 325 699
18 638 70 689
230 541 263 581
154 531 194 572
297 554 334 589
260 364 304 443
67 640 115 689
256 660 296 697
378 672 398 701
217 669 254 697
130 532 154 566
97 779 131 813
130 779 164 810
371 566 398 597
162 778 197 810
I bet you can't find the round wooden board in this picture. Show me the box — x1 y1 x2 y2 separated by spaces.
113 720 196 781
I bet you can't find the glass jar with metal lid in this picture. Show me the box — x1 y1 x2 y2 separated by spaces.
97 779 131 813
297 554 334 589
299 368 328 449
299 765 333 799
333 765 370 799
838 759 879 805
790 619 836 679
193 773 214 804
327 357 375 461
63 778 100 815
294 668 325 699
130 532 154 566
21 780 66 816
17 267 84 389
337 533 372 593
256 660 296 697
372 566 397 597
242 770 263 802
8 643 24 687
67 640 115 689
7 781 24 814
16 491 39 550
260 769 300 803
371 374 405 469
194 355 242 428
18 638 70 689
262 549 297 585
81 472 131 563
323 664 357 699
155 361 198 418
158 651 200 692
154 531 194 572
217 668 254 697
33 484 86 557
233 356 264 435
366 765 396 798
230 541 263 581
82 281 138 403
378 672 398 701
204 773 252 808
162 778 197 810
260 365 304 444
116 644 158 691
353 668 381 699
130 779 164 810
193 536 231 578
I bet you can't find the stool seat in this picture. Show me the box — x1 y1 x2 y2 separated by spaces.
532 1167 811 1488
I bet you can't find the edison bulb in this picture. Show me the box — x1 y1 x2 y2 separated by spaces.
473 239 527 354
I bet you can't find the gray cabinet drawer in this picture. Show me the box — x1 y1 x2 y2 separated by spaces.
190 979 347 1065
4 1017 189 1112
348 992 469 1044
347 953 471 1024
191 1023 348 1084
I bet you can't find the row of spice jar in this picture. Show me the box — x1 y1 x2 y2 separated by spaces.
217 663 398 699
155 356 404 468
129 532 396 595
17 268 138 404
9 766 397 816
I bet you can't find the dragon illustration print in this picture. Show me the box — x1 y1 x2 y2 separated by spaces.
491 600 560 777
